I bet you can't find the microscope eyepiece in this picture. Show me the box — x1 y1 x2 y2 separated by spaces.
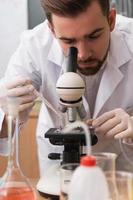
67 47 78 73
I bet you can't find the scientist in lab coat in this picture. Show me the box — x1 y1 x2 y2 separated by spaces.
0 0 133 175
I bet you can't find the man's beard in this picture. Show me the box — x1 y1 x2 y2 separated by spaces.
77 49 109 76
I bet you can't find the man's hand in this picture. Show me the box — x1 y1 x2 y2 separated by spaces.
0 76 38 125
90 108 133 139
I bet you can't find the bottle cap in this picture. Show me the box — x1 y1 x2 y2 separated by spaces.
80 155 96 166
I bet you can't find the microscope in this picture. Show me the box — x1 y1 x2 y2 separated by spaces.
37 47 98 200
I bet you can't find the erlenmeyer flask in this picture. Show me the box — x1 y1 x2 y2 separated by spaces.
0 97 36 200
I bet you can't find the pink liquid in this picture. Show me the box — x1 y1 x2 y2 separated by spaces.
0 187 36 200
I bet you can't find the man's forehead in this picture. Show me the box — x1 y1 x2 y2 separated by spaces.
52 15 106 40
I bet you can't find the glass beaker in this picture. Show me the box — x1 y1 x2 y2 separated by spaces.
60 163 79 200
92 152 117 172
92 152 118 200
106 171 133 200
0 97 36 200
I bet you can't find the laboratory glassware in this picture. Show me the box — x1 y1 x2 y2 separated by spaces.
0 97 36 200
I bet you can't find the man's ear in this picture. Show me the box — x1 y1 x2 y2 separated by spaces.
48 22 56 36
108 8 116 32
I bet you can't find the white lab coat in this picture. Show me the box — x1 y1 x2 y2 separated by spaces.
2 15 133 174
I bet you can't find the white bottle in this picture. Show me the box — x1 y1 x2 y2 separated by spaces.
68 155 109 200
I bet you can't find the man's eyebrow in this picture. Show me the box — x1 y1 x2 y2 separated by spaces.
58 27 104 41
58 36 75 41
88 27 104 36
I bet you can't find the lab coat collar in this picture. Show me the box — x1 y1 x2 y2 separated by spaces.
48 37 65 69
108 30 132 69
93 30 132 117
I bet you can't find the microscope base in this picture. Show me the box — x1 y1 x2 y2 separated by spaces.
38 191 59 200
36 164 60 200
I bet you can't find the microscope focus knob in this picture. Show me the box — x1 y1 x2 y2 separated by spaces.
56 72 85 102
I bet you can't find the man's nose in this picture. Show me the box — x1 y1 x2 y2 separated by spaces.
76 41 92 61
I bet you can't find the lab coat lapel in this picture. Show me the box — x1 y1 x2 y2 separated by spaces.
93 30 132 118
93 62 123 118
48 37 65 68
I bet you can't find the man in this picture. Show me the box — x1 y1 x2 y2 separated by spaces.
0 0 133 177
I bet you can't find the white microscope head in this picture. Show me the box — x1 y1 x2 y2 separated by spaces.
56 72 85 105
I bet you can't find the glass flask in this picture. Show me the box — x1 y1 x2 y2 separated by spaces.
0 97 36 200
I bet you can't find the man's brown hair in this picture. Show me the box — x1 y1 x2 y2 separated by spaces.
41 0 110 23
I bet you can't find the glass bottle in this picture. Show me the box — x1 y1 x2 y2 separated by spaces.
0 97 36 200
